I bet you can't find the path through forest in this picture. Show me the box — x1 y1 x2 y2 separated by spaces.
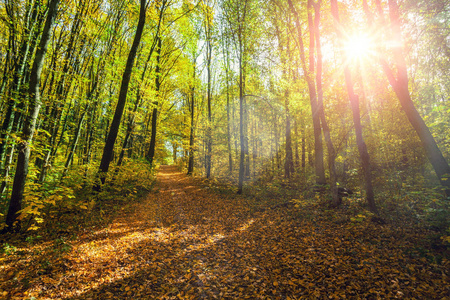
1 166 448 299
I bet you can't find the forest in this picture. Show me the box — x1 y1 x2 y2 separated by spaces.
0 0 449 299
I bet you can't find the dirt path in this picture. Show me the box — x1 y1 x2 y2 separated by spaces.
1 166 256 299
1 166 448 299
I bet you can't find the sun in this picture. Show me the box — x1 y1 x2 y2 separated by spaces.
343 33 375 62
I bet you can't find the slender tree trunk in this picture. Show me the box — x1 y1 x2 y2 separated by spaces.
244 93 250 179
84 5 124 171
288 0 326 185
237 59 245 194
146 37 162 167
313 1 339 205
117 99 139 169
285 96 294 178
0 144 15 196
301 118 306 170
61 109 86 180
224 37 233 174
237 27 246 194
294 117 300 169
205 21 213 178
0 2 41 195
252 117 257 177
187 64 196 175
275 12 294 179
383 0 450 196
331 0 377 213
5 0 60 230
274 114 280 169
38 6 84 182
95 0 147 190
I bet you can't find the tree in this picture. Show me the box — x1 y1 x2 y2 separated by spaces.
95 0 148 189
331 0 377 213
287 0 326 185
0 0 44 195
203 0 215 178
5 0 61 230
146 37 162 166
187 59 197 175
221 0 248 193
273 4 294 179
311 0 339 205
365 0 450 197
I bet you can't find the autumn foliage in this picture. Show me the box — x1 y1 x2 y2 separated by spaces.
0 0 449 298
1 166 448 299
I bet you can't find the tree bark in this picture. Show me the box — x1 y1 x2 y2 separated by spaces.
288 0 326 185
383 0 450 196
223 35 233 174
205 10 213 178
237 26 246 193
237 54 245 193
187 64 196 175
236 8 248 194
95 0 147 190
61 109 86 180
5 0 60 229
0 1 41 195
331 0 377 213
146 37 162 167
38 5 84 183
313 0 339 205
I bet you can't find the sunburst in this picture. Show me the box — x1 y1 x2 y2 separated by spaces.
343 32 375 64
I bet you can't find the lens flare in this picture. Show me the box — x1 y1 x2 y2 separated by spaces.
343 33 374 62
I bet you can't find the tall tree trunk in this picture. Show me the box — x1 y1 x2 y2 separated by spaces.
237 23 246 194
244 92 250 179
382 0 450 196
118 20 161 169
294 117 300 169
0 1 41 196
205 17 213 178
38 5 84 182
187 64 196 175
117 97 140 169
95 0 147 190
61 109 86 180
5 0 60 230
313 0 339 205
288 0 326 185
301 118 306 170
84 4 125 170
274 114 280 169
233 0 249 194
146 37 162 167
223 36 233 174
237 55 245 194
252 117 257 177
0 144 15 196
275 11 295 179
331 0 377 213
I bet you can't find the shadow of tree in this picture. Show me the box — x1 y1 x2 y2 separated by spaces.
1 166 448 299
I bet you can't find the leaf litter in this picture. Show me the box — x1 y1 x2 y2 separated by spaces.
0 166 448 299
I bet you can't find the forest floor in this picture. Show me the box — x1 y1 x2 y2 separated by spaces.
0 165 449 299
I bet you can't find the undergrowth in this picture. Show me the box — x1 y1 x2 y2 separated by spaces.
0 159 156 236
205 173 450 253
